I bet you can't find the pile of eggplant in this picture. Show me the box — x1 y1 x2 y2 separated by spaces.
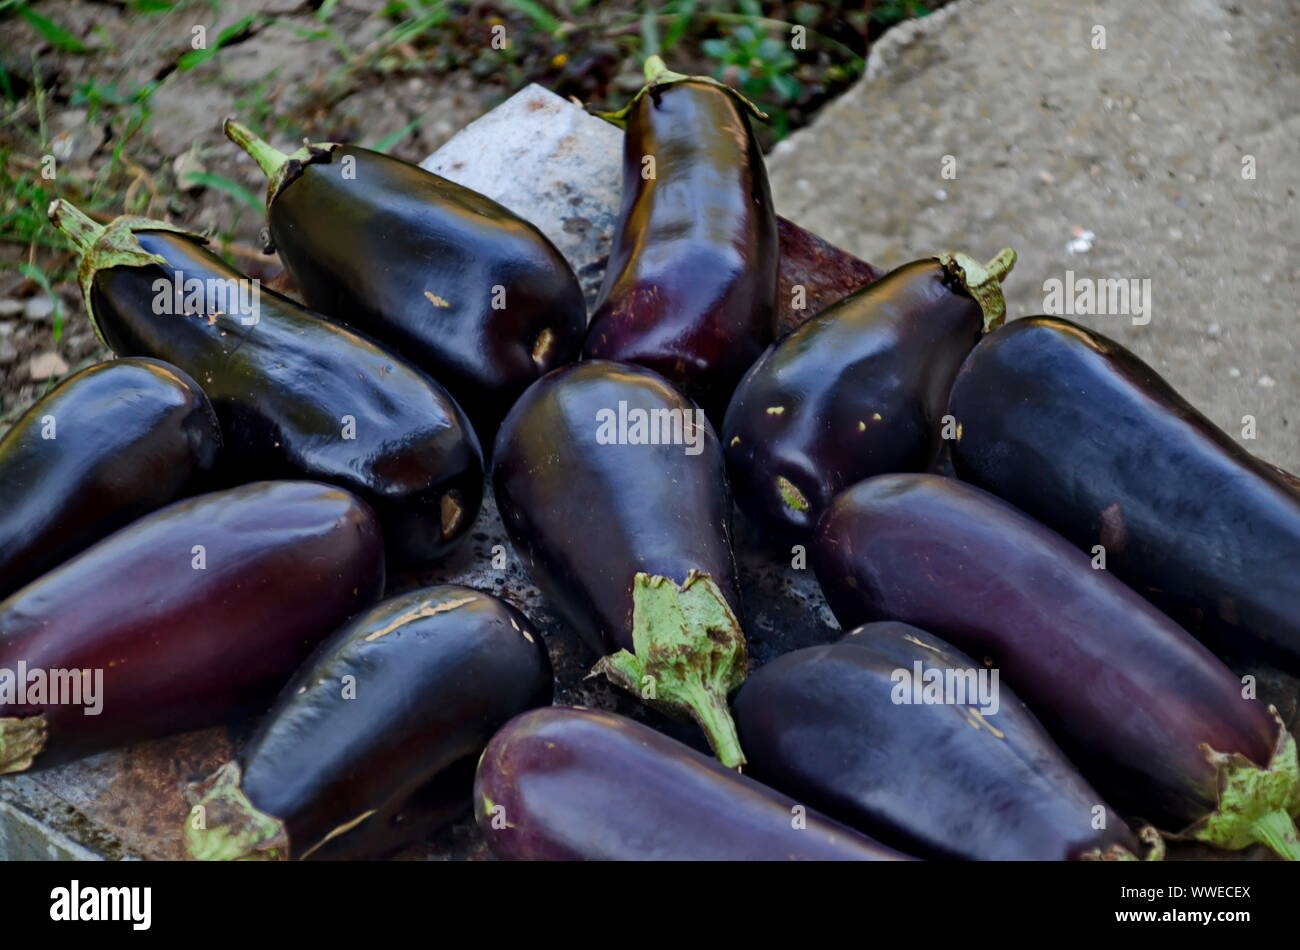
1 56 1296 863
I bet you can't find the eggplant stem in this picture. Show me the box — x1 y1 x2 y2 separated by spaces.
597 56 768 126
937 248 1018 333
184 760 288 861
48 200 105 254
224 116 338 207
1249 809 1300 861
47 200 200 349
1181 707 1300 859
223 118 289 181
589 570 749 768
679 679 746 769
0 715 48 775
643 54 685 85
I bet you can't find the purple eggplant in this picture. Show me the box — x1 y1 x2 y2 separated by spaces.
734 622 1142 860
186 585 551 860
813 474 1300 860
0 357 220 599
223 119 586 445
582 57 778 420
947 316 1300 668
303 757 478 861
47 200 482 567
0 481 383 773
474 706 907 861
492 359 748 765
722 250 1014 543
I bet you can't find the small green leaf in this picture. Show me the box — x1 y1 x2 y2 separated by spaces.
370 114 429 152
503 0 561 35
17 4 89 53
176 15 257 72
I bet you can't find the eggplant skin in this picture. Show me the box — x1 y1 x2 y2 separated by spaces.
583 79 778 421
813 474 1278 829
474 707 907 861
0 357 220 599
734 623 1138 860
492 359 740 656
90 229 483 566
305 758 478 861
948 316 1300 667
236 586 552 859
0 481 384 769
723 260 983 544
270 145 587 445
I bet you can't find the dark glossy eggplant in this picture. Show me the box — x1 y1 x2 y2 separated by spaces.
735 622 1142 860
948 315 1300 668
722 250 1014 543
186 585 551 860
48 200 482 566
304 757 478 861
223 119 586 445
813 474 1299 860
0 481 383 774
0 357 220 599
492 359 747 765
474 706 907 861
582 57 778 421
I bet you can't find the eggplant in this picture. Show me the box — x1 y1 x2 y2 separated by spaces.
492 359 748 765
0 481 383 774
734 622 1143 860
722 250 1015 543
48 200 482 566
813 474 1300 860
223 119 586 445
948 315 1300 668
582 57 778 421
474 706 907 860
303 757 478 861
0 357 220 599
185 585 551 861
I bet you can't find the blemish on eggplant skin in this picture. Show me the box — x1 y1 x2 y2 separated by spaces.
364 596 479 641
966 708 1005 740
1099 502 1127 553
902 634 942 654
424 290 452 308
766 406 785 416
442 494 464 537
531 328 555 365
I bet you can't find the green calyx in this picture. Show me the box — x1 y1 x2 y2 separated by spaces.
47 199 202 348
223 118 338 209
0 715 48 775
598 55 768 127
1174 707 1300 861
590 571 749 768
184 760 288 861
936 248 1017 333
1078 825 1164 862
